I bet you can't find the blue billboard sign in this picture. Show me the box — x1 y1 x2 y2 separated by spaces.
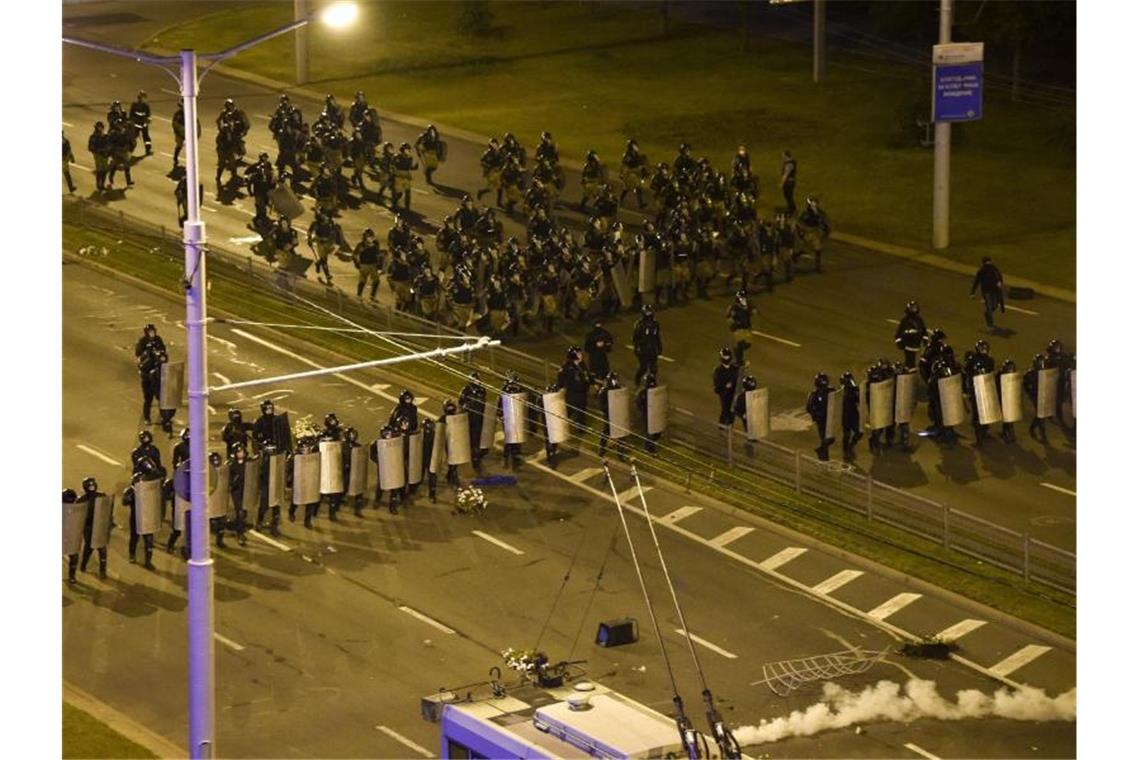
933 63 983 122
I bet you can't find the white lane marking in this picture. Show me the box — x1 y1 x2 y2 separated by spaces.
522 458 1034 691
812 569 864 595
886 318 900 324
675 407 694 416
203 205 219 213
76 444 123 467
759 546 807 571
229 328 401 404
374 725 433 758
1005 304 1039 316
255 114 271 121
616 484 651 503
709 526 754 548
248 529 291 552
207 335 237 349
63 120 74 127
751 330 802 348
936 618 987 642
867 592 922 621
371 383 391 392
72 164 93 172
212 371 232 385
674 629 738 659
622 345 675 362
161 88 180 97
904 743 942 760
660 506 702 524
988 644 1051 678
570 466 603 483
471 530 524 556
1040 482 1076 497
229 235 264 244
214 632 245 652
398 605 455 634
159 151 175 159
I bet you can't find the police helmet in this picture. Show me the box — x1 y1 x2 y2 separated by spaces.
1032 353 1047 369
605 371 620 387
735 289 747 304
144 323 157 334
63 488 78 503
354 90 365 99
259 152 269 162
260 399 275 415
111 100 122 109
975 340 990 355
228 408 242 423
325 93 336 103
641 304 655 318
930 328 946 343
138 430 153 445
679 142 690 153
279 94 290 104
807 195 819 207
1001 359 1017 373
137 90 147 99
1047 338 1063 355
344 427 358 443
180 427 190 441
231 443 248 461
840 371 856 387
325 412 340 428
400 389 415 405
627 138 639 149
644 372 657 388
742 375 758 391
566 346 580 361
95 121 105 130
82 476 98 493
905 300 919 315
541 131 552 142
224 98 234 108
363 227 375 239
814 372 829 390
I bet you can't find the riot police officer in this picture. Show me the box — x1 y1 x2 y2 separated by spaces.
135 323 167 425
918 328 947 384
129 90 152 155
557 347 591 429
124 457 164 568
636 373 661 454
964 340 996 446
166 428 192 556
459 372 488 472
370 424 405 513
632 305 663 385
894 301 926 370
222 408 252 453
726 290 754 365
797 195 829 273
584 320 615 381
970 257 1005 328
597 372 627 462
1024 353 1050 442
244 153 275 229
309 210 346 286
839 372 862 457
499 373 526 470
713 347 740 427
414 124 444 183
252 399 287 453
226 444 251 546
389 389 419 433
1045 338 1074 428
132 429 162 475
353 228 382 300
63 131 76 193
999 359 1019 443
77 477 109 580
865 359 894 455
806 372 834 461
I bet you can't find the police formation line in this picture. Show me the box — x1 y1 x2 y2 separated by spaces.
67 91 831 338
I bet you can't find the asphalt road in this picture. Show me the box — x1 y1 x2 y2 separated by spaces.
61 1 1078 556
62 260 1075 759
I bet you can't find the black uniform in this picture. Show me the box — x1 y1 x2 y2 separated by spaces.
76 486 109 579
88 126 111 192
713 359 740 426
498 378 526 470
964 351 996 445
584 323 614 380
244 158 275 226
124 467 164 568
895 313 927 369
840 380 863 455
1024 363 1049 442
557 357 591 428
129 95 152 154
135 331 168 426
806 385 834 461
632 315 663 385
458 379 488 469
970 260 1005 328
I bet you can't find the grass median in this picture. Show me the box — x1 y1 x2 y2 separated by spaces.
144 1 1075 290
63 703 156 760
62 207 1075 640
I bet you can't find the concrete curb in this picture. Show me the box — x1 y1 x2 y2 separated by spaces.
64 681 184 759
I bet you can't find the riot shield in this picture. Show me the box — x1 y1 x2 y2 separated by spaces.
174 461 191 528
894 370 917 424
446 413 472 465
1037 367 1059 419
637 249 655 294
346 445 369 497
135 477 164 535
241 458 261 510
972 373 1002 426
406 429 424 485
938 373 967 428
90 495 113 550
428 424 446 474
869 378 895 431
501 392 528 444
206 462 230 519
823 389 839 440
478 397 496 452
319 440 344 494
63 500 86 556
376 436 407 491
647 385 668 435
610 260 632 309
159 361 184 411
292 452 320 505
266 453 285 508
607 387 631 439
270 184 305 219
1000 372 1024 423
744 388 770 441
542 390 570 444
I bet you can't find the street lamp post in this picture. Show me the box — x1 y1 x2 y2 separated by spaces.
932 0 954 249
62 5 357 756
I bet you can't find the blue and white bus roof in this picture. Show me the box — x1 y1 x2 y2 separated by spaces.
425 679 747 759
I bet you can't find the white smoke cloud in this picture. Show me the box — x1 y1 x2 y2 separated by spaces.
734 679 1076 746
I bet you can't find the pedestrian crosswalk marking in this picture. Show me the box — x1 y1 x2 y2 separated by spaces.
867 592 922 620
759 547 807 571
569 467 603 483
660 506 701 524
812 569 863 595
988 644 1051 678
709 526 754 548
936 619 986 642
616 485 651 504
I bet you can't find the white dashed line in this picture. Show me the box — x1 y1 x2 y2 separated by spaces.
660 506 702 524
374 726 433 758
886 318 900 325
989 644 1051 678
471 530 524 556
616 484 651 503
398 605 455 634
63 120 74 127
905 743 942 760
759 547 807 571
213 632 245 652
1040 482 1076 497
248 529 291 552
212 371 232 385
709 526 754 548
936 619 986 642
866 592 922 621
751 330 802 348
674 629 737 659
76 444 123 467
1005 304 1039 316
812 569 863 595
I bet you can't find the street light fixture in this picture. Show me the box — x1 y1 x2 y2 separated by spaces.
62 4 358 757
